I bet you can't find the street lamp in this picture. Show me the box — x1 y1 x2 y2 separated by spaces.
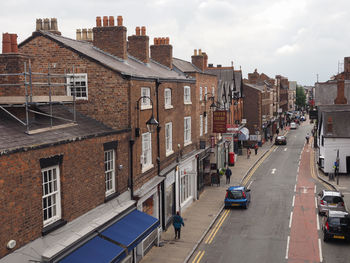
135 96 159 136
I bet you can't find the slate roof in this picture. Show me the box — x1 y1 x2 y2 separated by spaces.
318 105 350 138
20 31 194 83
243 82 265 91
172 57 200 73
0 104 121 155
315 80 350 106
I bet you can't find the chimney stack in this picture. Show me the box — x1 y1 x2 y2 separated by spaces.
10 34 18 53
2 33 11 53
35 18 61 35
191 48 205 71
76 29 82 40
334 79 348 104
127 26 149 63
50 18 58 31
93 15 127 60
150 37 173 69
43 18 50 30
87 29 93 41
344 57 350 80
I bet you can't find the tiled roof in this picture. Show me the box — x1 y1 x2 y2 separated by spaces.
20 31 194 82
0 105 120 155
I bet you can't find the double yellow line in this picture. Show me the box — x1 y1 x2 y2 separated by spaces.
309 141 331 190
204 209 230 244
241 145 276 186
192 250 205 263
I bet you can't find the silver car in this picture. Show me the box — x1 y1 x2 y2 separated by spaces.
317 190 346 215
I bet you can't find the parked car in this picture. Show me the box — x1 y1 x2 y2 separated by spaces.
290 122 297 129
317 190 346 215
275 136 287 145
322 210 350 242
224 186 251 209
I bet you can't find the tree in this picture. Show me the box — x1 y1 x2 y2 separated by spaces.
295 85 306 110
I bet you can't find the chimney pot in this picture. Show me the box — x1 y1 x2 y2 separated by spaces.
161 37 166 45
50 18 58 31
165 37 169 45
96 16 102 27
36 18 43 31
10 34 18 53
103 16 109 27
194 49 197 56
82 28 88 40
136 27 141 36
76 29 82 40
43 18 50 30
141 26 146 36
117 16 123 26
198 49 202 55
2 33 11 53
109 16 115 26
88 28 93 41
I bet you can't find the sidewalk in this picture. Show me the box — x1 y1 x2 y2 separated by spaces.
141 138 277 263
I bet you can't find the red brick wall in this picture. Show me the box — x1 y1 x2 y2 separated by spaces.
128 35 149 63
150 44 173 69
243 84 261 136
19 35 130 131
0 132 129 258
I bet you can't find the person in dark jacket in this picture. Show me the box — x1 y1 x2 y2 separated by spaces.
225 166 232 184
173 211 184 239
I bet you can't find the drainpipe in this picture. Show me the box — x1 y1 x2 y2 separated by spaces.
129 139 135 199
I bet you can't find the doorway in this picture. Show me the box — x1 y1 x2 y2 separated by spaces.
346 156 350 174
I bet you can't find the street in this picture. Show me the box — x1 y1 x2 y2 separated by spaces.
190 123 350 263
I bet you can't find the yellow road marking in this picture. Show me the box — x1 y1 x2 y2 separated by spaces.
195 251 205 263
309 143 331 190
242 146 276 186
192 250 203 263
207 208 230 244
205 209 229 244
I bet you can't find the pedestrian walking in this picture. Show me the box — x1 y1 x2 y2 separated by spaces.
254 143 258 155
270 135 273 143
225 166 232 184
173 211 184 239
247 148 251 159
305 133 310 144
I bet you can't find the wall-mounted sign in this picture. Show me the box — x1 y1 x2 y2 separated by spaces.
212 111 227 133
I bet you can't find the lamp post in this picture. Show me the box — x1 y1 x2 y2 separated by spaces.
135 96 159 136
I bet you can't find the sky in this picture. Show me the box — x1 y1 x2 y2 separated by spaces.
1 0 350 86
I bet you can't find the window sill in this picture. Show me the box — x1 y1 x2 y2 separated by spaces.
141 105 152 110
42 219 67 236
142 164 154 173
184 141 192 147
166 150 174 157
104 191 120 203
165 105 173 110
184 101 192 105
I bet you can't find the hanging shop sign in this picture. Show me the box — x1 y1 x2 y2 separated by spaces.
212 111 227 133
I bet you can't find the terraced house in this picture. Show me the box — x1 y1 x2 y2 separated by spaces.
0 16 217 263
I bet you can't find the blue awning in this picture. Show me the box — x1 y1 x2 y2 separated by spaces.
59 236 126 263
101 210 160 252
59 210 159 263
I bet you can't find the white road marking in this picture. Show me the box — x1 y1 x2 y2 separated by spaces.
289 211 293 228
315 197 318 208
292 195 295 207
316 214 320 230
271 168 276 174
273 147 277 152
284 148 287 151
337 186 347 189
294 184 296 192
285 236 290 259
247 180 254 189
302 187 308 194
297 166 299 173
314 185 316 194
318 239 323 262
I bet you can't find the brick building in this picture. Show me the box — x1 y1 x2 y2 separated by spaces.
0 15 211 262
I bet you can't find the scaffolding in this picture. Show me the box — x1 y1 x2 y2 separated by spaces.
0 62 80 134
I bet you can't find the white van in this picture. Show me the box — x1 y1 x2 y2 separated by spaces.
290 122 297 129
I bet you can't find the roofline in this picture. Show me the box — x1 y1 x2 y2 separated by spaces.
0 128 131 157
19 31 193 83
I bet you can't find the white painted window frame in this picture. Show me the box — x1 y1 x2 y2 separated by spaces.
67 73 88 100
42 165 61 227
104 149 115 196
165 122 173 156
199 115 203 136
184 116 191 145
184 86 191 104
164 88 173 109
142 132 153 172
141 87 152 110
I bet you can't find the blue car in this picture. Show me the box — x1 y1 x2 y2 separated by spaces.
224 186 251 209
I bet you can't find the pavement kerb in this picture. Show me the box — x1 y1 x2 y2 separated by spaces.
182 204 225 263
183 138 278 263
313 146 338 191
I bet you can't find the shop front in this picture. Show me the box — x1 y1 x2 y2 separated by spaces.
197 147 211 193
178 156 197 212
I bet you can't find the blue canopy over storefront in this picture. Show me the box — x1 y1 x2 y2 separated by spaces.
59 210 159 263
